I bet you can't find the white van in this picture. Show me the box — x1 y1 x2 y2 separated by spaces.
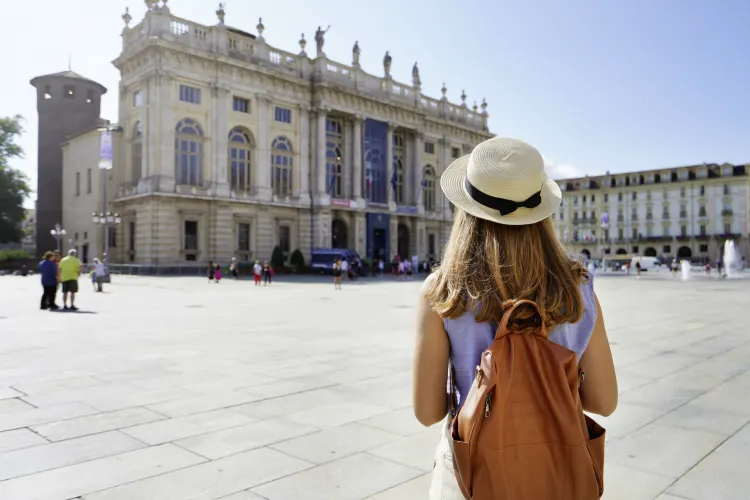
631 256 661 271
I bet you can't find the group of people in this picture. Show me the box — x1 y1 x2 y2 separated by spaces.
207 259 274 286
38 248 106 311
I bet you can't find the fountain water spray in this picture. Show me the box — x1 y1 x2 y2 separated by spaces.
723 240 738 278
680 260 691 281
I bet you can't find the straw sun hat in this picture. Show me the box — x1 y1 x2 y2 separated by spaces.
441 137 562 226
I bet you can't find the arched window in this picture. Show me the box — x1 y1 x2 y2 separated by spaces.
326 118 344 198
423 165 436 212
174 118 204 186
131 122 142 185
271 136 293 197
228 127 254 192
393 132 405 204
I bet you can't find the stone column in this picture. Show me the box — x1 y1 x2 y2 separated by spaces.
297 105 311 206
157 73 174 191
255 96 272 200
352 116 363 202
386 123 396 210
354 212 366 257
440 138 453 220
414 132 424 210
211 84 230 198
315 109 328 201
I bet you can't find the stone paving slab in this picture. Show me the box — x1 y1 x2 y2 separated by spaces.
0 274 749 499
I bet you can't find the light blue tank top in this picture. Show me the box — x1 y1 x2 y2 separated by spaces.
445 275 597 410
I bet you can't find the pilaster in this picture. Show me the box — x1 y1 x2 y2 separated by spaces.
314 109 329 205
386 123 396 211
390 216 399 259
297 105 311 205
414 131 424 208
211 83 230 198
354 212 366 257
352 115 364 204
157 73 175 191
255 95 272 200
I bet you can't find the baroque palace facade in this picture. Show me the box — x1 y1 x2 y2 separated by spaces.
90 2 491 266
553 163 749 264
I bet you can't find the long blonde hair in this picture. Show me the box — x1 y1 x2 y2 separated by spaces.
425 209 588 334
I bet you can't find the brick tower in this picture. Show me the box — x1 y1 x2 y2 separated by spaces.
30 70 107 255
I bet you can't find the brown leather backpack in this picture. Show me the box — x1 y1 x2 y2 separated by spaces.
449 299 606 499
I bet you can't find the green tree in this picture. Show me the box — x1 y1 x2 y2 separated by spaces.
270 245 285 270
0 115 30 243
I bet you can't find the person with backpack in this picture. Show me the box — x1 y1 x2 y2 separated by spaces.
412 137 618 500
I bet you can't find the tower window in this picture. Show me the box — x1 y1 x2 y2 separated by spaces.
64 84 76 99
43 84 51 100
86 89 95 103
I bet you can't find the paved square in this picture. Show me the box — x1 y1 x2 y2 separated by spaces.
1 273 749 499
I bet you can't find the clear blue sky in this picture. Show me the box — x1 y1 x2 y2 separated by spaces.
2 0 748 205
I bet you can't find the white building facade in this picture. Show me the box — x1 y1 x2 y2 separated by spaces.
554 163 749 264
103 2 492 267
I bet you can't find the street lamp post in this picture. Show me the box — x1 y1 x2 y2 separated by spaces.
50 223 66 252
96 126 121 281
92 212 121 280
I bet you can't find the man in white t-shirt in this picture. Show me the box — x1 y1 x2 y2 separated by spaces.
340 258 349 278
253 261 263 286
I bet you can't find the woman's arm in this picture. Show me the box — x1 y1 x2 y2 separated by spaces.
413 278 451 426
578 293 618 416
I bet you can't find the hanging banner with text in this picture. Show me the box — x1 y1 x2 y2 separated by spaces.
99 130 113 170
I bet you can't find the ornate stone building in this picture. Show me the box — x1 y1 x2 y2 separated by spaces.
103 2 492 266
553 163 749 264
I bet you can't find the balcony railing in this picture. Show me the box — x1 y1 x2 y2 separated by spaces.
721 209 733 216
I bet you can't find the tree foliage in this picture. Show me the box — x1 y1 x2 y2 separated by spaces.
0 115 30 243
270 245 285 269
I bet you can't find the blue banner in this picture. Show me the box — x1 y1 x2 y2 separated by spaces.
99 131 113 169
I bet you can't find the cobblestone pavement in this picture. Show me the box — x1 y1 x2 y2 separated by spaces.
0 273 748 499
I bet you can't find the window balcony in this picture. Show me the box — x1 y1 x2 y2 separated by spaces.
721 209 733 216
679 212 688 218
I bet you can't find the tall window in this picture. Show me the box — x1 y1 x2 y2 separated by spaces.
179 85 201 104
365 149 384 203
133 90 143 107
700 225 706 236
271 136 293 197
184 221 198 260
238 223 250 252
699 185 705 196
724 184 730 195
76 172 80 196
87 168 92 194
279 225 291 253
128 222 135 261
228 127 253 192
393 132 405 204
681 225 687 237
724 223 731 235
108 227 117 248
132 122 142 185
423 165 436 212
174 118 204 186
428 234 436 255
424 142 435 154
326 118 344 198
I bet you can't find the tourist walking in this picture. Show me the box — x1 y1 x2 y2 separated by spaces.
412 137 617 499
378 259 384 277
405 260 413 280
397 260 405 281
253 260 262 286
635 260 642 277
214 264 222 283
341 258 350 281
38 251 59 310
58 249 82 311
262 261 273 286
230 257 238 279
207 261 215 282
332 258 342 290
92 258 105 292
